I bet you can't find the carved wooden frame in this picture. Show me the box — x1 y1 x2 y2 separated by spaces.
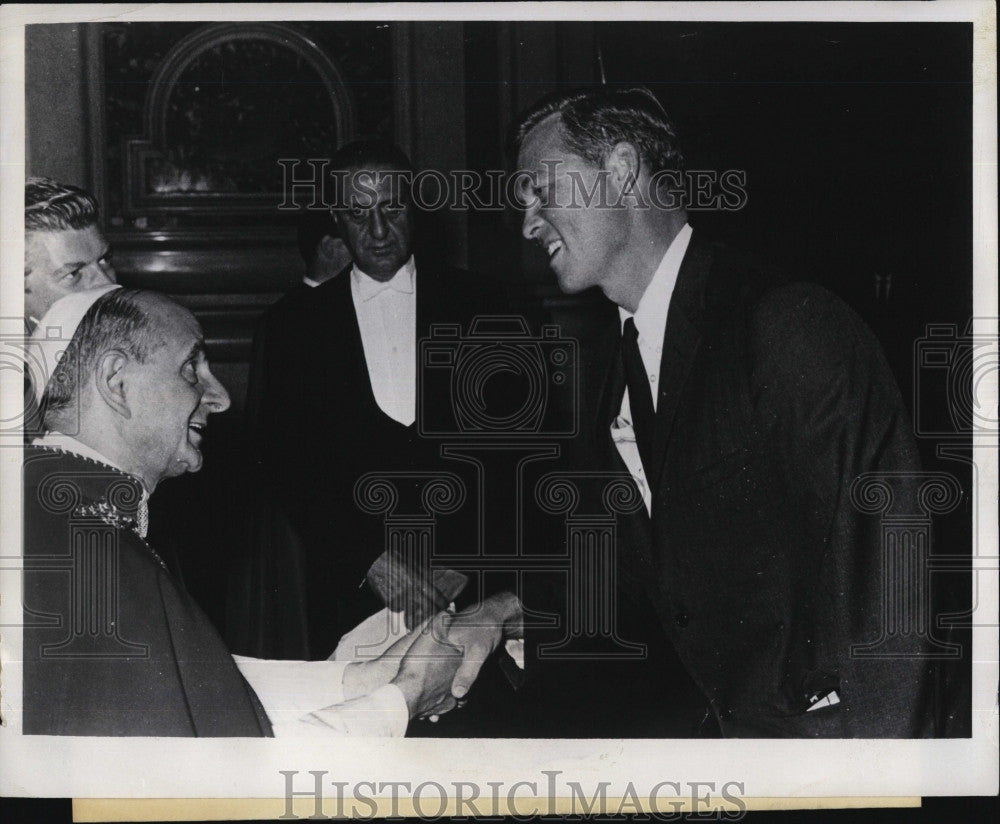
121 22 356 218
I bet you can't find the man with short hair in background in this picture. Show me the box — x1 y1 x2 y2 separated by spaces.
22 177 118 440
24 177 116 328
249 141 510 661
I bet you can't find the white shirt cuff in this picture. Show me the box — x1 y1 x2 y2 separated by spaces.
505 638 525 670
232 654 348 723
304 684 409 737
232 655 409 738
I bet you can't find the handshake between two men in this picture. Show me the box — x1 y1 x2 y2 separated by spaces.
21 284 522 738
332 591 525 724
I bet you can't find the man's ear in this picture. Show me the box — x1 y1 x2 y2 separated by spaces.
95 349 132 420
606 141 642 192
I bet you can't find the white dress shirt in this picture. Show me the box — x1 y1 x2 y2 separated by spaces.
30 433 410 737
611 223 693 514
351 256 417 426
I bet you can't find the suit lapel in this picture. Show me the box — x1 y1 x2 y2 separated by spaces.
416 266 462 337
415 264 431 337
649 232 713 489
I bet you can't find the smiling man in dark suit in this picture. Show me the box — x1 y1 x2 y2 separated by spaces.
249 141 507 665
511 86 933 737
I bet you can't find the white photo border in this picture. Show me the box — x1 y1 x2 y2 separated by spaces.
0 0 996 801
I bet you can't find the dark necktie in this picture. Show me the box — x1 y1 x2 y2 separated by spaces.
621 317 656 477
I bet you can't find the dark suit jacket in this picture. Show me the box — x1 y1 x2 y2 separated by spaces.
242 263 508 660
22 446 272 736
526 232 932 737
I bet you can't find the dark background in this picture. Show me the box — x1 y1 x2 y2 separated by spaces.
21 17 977 747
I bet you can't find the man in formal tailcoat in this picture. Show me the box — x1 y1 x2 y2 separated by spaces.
249 141 509 664
511 86 933 737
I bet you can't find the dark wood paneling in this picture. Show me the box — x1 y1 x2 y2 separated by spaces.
113 243 301 295
112 238 302 364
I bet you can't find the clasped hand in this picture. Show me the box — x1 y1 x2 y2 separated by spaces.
344 592 523 720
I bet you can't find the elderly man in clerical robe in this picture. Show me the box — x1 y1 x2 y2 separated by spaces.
21 285 514 736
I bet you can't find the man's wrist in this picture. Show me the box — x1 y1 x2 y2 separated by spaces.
389 670 421 716
343 655 399 700
490 591 523 638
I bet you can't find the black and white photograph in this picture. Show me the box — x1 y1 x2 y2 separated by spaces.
0 1 996 813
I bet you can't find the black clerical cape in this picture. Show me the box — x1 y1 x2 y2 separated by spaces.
22 446 272 736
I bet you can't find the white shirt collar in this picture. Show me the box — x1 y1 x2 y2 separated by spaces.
34 432 125 473
619 223 693 347
351 255 416 302
33 432 149 502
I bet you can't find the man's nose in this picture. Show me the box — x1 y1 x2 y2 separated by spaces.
81 260 117 286
521 201 543 241
369 208 389 240
202 368 231 414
